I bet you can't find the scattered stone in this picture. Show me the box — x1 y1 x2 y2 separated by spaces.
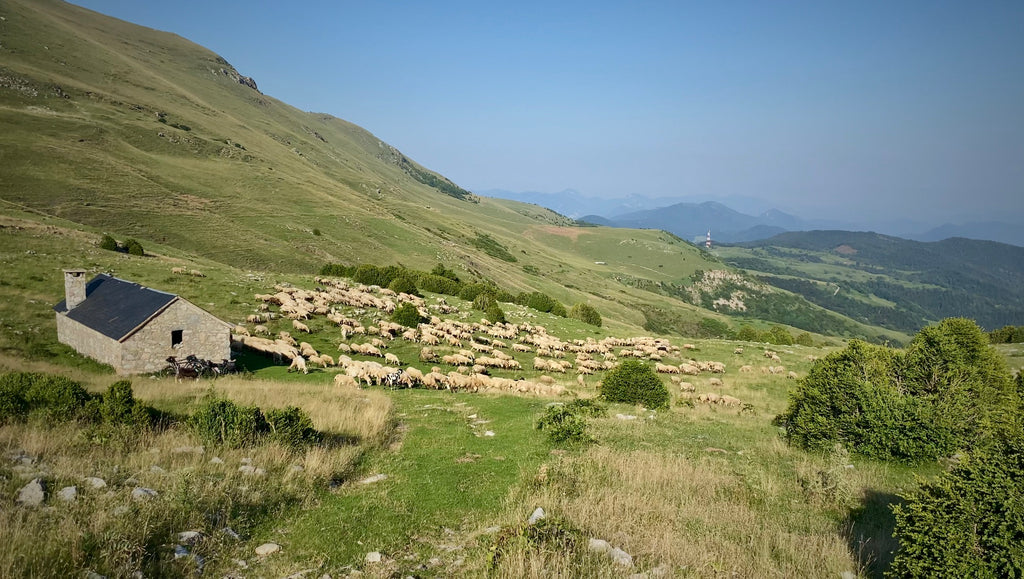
609 547 633 567
365 551 382 564
358 474 387 485
57 486 78 502
150 465 166 474
131 487 158 500
209 457 224 465
85 571 106 579
177 530 203 544
588 538 611 554
254 542 281 556
234 559 249 569
223 527 241 540
841 572 857 579
483 430 495 437
173 545 189 560
527 507 545 525
84 476 107 489
238 465 266 476
615 414 638 420
16 478 46 507
290 464 305 473
241 457 253 465
111 505 130 516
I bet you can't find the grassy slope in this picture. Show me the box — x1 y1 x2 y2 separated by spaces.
0 0 902 344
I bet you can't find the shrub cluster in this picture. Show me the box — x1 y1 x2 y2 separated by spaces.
775 318 1018 462
736 324 794 345
600 360 669 409
188 395 318 449
97 235 144 256
535 399 607 446
391 302 424 328
0 372 156 428
990 325 1024 344
515 291 567 317
568 302 602 327
891 431 1024 577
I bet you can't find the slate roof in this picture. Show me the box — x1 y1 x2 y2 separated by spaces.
53 274 178 341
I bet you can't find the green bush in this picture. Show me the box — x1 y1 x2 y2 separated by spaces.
99 234 118 251
775 319 1019 462
516 291 566 317
0 373 32 423
189 397 269 447
601 360 669 409
265 406 318 449
430 263 460 282
122 238 144 256
459 283 490 302
24 373 94 422
417 273 462 296
765 325 794 345
536 405 592 446
891 432 1024 577
794 332 815 347
569 303 602 327
473 292 495 311
391 302 423 328
319 263 357 278
485 303 507 324
387 276 419 296
100 380 152 426
564 399 607 418
736 325 762 342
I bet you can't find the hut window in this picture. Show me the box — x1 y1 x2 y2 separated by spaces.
171 330 184 348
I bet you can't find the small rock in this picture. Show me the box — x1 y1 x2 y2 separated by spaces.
85 572 106 579
527 507 545 525
177 530 203 544
588 538 611 553
238 465 266 476
173 545 189 560
365 551 382 563
615 414 638 420
840 572 857 579
172 446 204 454
57 486 78 502
84 477 107 489
358 474 387 485
209 457 224 465
234 559 249 569
254 542 281 556
16 478 46 507
483 430 495 437
609 547 633 567
241 457 253 465
290 464 305 473
150 465 166 474
223 526 241 540
131 487 158 500
467 414 477 419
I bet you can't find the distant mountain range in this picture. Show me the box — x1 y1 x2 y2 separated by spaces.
478 189 1024 247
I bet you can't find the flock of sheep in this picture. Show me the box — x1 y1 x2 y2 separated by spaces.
228 276 801 406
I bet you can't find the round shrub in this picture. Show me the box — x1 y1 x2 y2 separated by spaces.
99 234 118 251
601 360 669 409
473 292 495 311
123 238 144 256
265 406 318 449
189 397 268 447
891 433 1024 577
388 276 419 296
794 332 815 347
485 303 507 324
391 302 423 328
417 273 462 296
459 283 490 302
569 303 602 327
536 405 591 446
24 374 93 421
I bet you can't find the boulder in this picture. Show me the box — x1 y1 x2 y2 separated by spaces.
16 478 46 507
254 542 281 556
57 486 78 502
527 507 545 525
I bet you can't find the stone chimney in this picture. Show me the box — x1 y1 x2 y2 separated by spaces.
63 269 87 310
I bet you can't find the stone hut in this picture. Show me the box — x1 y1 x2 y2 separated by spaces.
53 270 232 374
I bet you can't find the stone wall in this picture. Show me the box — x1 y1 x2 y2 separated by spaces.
120 299 231 374
55 313 120 370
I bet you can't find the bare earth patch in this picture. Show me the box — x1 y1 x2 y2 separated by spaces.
834 244 858 255
525 226 592 242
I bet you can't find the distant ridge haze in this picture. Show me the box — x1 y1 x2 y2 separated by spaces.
478 189 1024 247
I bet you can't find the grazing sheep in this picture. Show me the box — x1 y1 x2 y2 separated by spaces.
253 324 270 335
719 395 742 406
683 343 696 350
247 314 265 324
288 355 308 374
733 347 744 354
679 363 700 376
787 371 799 380
292 320 311 333
171 267 186 275
384 352 401 365
577 374 586 387
708 377 724 387
679 381 695 392
334 374 358 388
190 270 205 277
233 325 250 337
739 365 754 373
697 392 721 404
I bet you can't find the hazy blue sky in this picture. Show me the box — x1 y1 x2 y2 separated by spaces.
72 1 1023 222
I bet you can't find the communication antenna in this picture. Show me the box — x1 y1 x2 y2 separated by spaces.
705 230 712 250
